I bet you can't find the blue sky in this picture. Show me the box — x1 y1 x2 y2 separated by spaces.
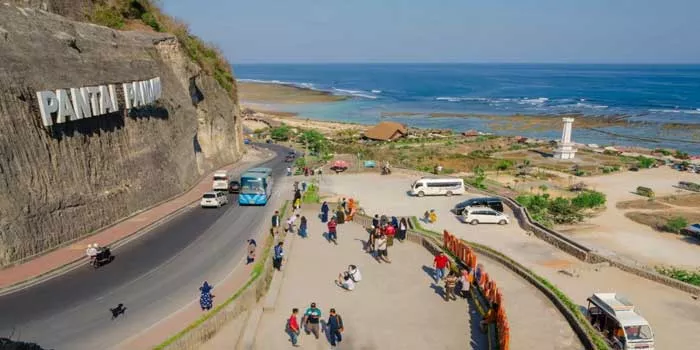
161 0 700 64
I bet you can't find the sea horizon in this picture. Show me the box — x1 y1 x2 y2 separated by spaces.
234 63 700 154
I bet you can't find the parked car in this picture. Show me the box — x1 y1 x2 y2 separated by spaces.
200 191 228 208
681 223 700 237
461 207 509 225
452 197 504 214
228 180 241 194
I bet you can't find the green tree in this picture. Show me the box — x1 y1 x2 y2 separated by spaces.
298 130 328 154
471 166 487 189
571 191 607 209
270 125 292 141
495 159 513 174
665 216 688 233
637 156 655 169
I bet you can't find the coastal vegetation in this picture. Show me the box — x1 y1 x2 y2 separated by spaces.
656 266 700 287
516 191 607 227
89 0 237 98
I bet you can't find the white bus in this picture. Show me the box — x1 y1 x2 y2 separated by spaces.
410 177 465 197
212 171 230 191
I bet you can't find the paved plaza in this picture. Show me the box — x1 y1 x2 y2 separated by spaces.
254 208 486 350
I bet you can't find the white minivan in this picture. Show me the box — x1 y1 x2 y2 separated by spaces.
461 207 509 225
410 177 465 197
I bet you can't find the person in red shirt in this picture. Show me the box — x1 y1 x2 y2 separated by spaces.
433 252 450 283
385 224 396 247
327 217 338 244
286 308 300 346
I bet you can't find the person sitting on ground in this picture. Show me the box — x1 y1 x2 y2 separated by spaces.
347 265 362 282
286 214 299 233
429 209 437 223
336 271 356 291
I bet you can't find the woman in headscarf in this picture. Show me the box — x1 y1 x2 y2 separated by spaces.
398 217 408 241
347 198 355 221
320 201 329 223
391 216 399 230
199 281 214 311
299 216 308 238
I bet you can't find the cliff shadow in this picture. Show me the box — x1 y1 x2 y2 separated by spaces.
127 105 170 121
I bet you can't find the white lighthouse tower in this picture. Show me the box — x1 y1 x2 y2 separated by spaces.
554 117 577 160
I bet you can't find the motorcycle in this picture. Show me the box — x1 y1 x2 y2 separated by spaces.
91 247 115 268
381 166 392 175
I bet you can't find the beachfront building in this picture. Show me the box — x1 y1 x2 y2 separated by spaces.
362 121 408 141
554 117 577 160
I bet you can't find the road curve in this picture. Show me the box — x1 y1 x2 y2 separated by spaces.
0 143 291 350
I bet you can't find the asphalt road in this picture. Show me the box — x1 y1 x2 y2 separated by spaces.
0 143 292 349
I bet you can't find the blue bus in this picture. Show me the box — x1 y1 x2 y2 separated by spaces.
239 168 273 205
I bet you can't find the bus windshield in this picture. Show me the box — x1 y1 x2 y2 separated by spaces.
625 325 653 341
241 177 265 194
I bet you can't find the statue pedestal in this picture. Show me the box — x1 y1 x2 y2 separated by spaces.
554 143 577 160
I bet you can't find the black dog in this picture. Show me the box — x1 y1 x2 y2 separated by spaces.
110 303 127 320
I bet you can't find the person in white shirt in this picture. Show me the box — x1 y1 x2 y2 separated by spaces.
286 214 299 233
336 272 355 291
86 244 98 258
347 265 362 282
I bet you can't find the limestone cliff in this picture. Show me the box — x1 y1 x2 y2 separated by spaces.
0 5 243 266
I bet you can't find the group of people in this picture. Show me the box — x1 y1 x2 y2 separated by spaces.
423 209 438 223
366 214 408 263
432 251 474 301
286 303 345 347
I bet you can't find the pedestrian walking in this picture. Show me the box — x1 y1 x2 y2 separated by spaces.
385 223 396 247
303 302 322 339
372 214 380 229
391 216 399 230
327 308 344 347
380 214 388 227
299 216 308 238
398 217 408 241
444 271 458 301
320 201 330 223
199 281 214 311
293 197 301 211
273 242 284 271
286 308 301 347
301 181 307 192
271 211 281 235
286 167 292 176
374 234 389 263
286 214 299 233
341 198 347 213
246 239 256 264
327 217 338 244
433 251 450 283
457 268 472 299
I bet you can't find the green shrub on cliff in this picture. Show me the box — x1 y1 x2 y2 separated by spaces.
87 0 237 98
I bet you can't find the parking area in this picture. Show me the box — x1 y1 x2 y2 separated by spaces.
321 172 700 349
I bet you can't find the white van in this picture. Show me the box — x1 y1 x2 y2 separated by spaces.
586 293 655 350
410 177 465 197
462 207 509 225
212 171 229 191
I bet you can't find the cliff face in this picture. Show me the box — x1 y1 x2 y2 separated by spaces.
0 5 243 266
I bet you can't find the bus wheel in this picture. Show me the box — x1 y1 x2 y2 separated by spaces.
418 191 425 197
446 191 453 197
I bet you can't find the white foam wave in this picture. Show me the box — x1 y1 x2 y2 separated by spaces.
518 97 549 105
332 88 378 99
650 108 700 115
371 90 382 94
238 78 316 90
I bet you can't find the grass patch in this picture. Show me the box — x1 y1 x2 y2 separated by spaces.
409 217 610 350
155 200 288 349
656 266 700 286
302 183 320 204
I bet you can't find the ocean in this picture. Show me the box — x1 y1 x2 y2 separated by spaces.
234 64 700 154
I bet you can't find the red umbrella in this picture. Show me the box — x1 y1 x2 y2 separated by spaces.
332 160 349 168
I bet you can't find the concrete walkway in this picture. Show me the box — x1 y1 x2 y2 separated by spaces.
250 207 486 350
323 173 700 349
0 147 273 292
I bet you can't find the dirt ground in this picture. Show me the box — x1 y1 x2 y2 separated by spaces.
559 166 700 267
238 82 347 104
497 149 637 175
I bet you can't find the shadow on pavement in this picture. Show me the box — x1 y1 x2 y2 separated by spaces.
430 283 445 299
467 295 490 349
421 265 437 282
